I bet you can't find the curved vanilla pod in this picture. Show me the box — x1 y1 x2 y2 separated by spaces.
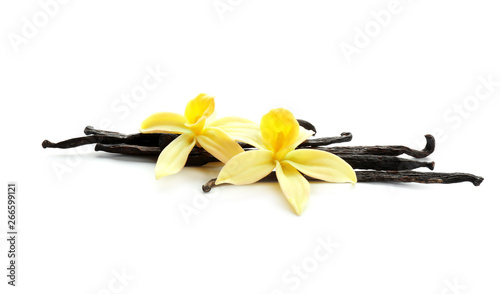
202 170 484 192
311 135 435 158
296 119 317 135
43 126 351 150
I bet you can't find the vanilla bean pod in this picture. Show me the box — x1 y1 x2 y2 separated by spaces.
43 125 350 150
339 155 434 171
93 143 433 171
85 119 317 137
84 126 178 148
42 126 175 148
296 119 317 135
42 136 108 149
84 126 131 137
86 126 251 148
356 171 483 186
94 144 162 156
308 134 435 158
42 133 167 149
45 126 432 171
299 132 352 147
202 170 483 192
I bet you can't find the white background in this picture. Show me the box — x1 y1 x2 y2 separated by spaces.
1 0 499 293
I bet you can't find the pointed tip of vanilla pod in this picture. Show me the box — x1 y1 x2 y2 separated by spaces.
297 119 317 136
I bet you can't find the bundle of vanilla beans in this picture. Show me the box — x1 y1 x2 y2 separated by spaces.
42 120 484 190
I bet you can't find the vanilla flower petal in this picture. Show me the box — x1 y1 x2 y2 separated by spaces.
284 149 357 183
184 93 215 124
216 150 275 185
184 94 215 134
260 108 300 152
208 116 266 148
197 127 244 163
276 161 310 215
155 133 196 179
140 112 190 134
289 127 315 150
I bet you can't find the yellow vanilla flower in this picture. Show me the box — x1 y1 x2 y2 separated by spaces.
140 93 259 179
215 108 357 215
